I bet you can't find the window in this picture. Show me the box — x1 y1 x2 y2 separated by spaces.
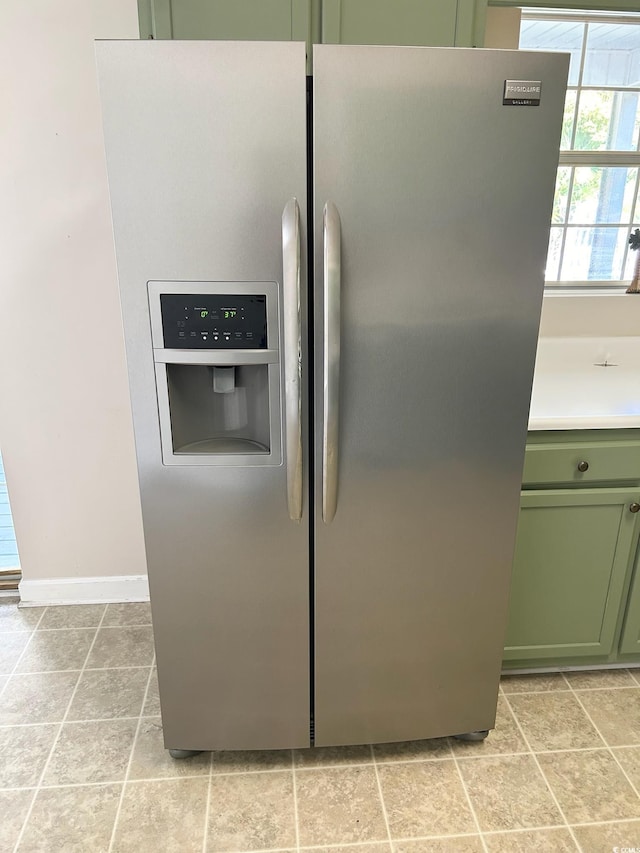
519 9 640 286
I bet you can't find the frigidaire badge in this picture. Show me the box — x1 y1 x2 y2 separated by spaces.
503 80 541 106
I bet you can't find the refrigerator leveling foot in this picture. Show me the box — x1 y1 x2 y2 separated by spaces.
168 748 204 759
453 730 489 742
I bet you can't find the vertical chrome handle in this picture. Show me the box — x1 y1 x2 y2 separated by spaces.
282 198 303 521
323 202 341 524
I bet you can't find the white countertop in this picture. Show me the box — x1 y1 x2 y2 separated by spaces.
529 337 640 431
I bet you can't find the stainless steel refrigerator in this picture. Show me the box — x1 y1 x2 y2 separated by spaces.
97 41 568 753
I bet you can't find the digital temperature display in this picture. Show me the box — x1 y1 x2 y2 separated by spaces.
160 294 267 349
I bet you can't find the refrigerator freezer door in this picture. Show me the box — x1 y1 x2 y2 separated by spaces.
97 41 310 750
313 45 568 746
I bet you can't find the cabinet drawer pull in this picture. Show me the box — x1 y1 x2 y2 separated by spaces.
631 503 640 514
577 460 589 472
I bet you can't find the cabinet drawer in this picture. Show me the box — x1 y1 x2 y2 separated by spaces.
523 441 640 486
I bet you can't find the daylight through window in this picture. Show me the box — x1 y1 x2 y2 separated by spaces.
519 9 640 285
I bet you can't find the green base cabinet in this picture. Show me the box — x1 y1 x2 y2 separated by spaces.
620 542 640 654
504 430 640 670
505 488 639 662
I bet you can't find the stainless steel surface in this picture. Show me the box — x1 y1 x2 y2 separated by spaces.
578 460 590 472
97 41 309 750
630 502 640 513
322 202 341 524
282 199 303 521
312 45 569 746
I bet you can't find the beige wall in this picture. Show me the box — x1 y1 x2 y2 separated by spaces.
0 0 147 582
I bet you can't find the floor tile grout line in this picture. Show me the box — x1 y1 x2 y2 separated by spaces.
202 740 214 852
501 692 583 852
0 665 155 681
291 749 300 853
11 603 108 853
3 603 49 851
107 660 155 853
448 737 489 853
0 714 148 729
369 744 394 851
564 678 640 803
4 606 48 682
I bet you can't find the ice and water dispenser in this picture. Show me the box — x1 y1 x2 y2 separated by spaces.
148 282 281 466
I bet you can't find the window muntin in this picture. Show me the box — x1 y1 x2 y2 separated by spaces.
520 10 640 285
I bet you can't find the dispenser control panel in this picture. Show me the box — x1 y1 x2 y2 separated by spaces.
160 294 267 349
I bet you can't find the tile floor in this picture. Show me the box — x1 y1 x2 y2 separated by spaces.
1 601 640 852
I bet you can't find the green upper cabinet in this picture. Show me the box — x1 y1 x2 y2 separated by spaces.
138 0 313 42
138 0 481 48
320 0 479 48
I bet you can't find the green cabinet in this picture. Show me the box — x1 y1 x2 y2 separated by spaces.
320 0 478 48
138 0 482 48
504 430 640 669
505 488 639 663
138 0 312 42
620 544 640 654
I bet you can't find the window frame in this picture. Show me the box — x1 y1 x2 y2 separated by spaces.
519 7 640 290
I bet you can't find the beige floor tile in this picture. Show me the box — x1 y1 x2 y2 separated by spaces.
500 673 568 694
459 754 562 832
103 602 152 627
295 744 372 767
538 749 640 823
0 671 79 725
0 631 31 674
614 746 640 789
573 819 640 851
212 747 291 773
483 828 577 851
0 605 44 633
373 738 451 763
129 717 211 779
450 697 527 757
0 789 34 850
506 692 601 750
0 675 8 693
85 626 155 669
42 718 138 785
38 604 106 630
208 770 296 851
0 723 58 788
631 669 640 686
575 687 640 746
564 668 637 690
113 777 208 852
296 766 387 846
378 759 476 838
18 784 121 853
394 840 483 853
143 667 160 715
67 667 150 720
15 628 96 673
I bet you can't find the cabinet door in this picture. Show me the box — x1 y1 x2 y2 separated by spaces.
139 0 311 41
619 540 640 654
504 488 640 663
321 0 458 47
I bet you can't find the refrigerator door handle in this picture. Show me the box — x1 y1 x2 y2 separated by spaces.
282 198 303 522
322 201 341 524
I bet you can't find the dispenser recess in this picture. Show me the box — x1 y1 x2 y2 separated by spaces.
148 281 282 467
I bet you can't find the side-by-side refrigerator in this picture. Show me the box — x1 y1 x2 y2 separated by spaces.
97 41 568 752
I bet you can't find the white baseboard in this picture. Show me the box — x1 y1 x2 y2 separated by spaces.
18 575 149 606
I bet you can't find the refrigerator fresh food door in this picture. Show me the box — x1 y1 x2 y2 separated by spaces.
97 41 310 750
313 44 568 747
